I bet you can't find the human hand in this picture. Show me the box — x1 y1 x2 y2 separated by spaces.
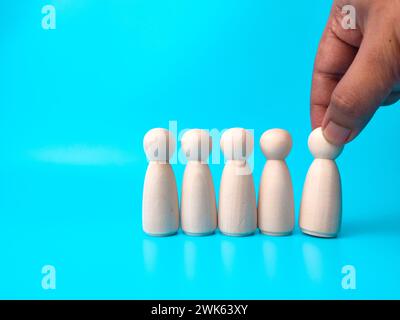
311 0 400 145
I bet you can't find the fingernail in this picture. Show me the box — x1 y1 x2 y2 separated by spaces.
323 121 351 145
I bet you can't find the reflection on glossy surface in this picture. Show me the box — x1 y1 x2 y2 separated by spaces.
302 242 323 283
142 238 158 273
263 240 277 278
184 240 196 280
31 145 134 166
220 239 236 276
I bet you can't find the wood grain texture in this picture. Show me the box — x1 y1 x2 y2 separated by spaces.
258 160 294 235
258 129 294 236
218 128 257 236
142 128 179 236
181 129 217 236
181 162 217 235
299 128 343 238
142 162 179 236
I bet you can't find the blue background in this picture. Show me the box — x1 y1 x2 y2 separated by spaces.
1 0 399 299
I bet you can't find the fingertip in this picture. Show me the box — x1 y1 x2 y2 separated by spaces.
310 104 326 130
322 120 352 146
311 118 322 130
382 92 400 106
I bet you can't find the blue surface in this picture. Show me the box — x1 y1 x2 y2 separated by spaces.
1 0 400 299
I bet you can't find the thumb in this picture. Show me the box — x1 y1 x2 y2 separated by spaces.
322 32 398 145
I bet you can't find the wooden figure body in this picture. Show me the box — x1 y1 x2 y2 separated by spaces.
218 128 257 236
299 127 343 238
181 129 217 236
258 129 294 236
142 128 179 236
